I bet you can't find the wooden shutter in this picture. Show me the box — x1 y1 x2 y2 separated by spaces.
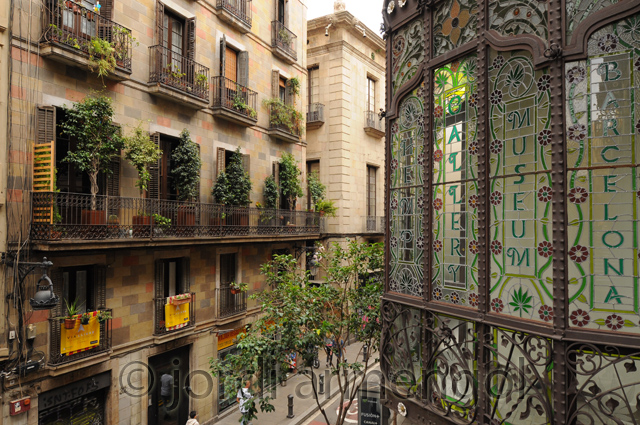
272 161 280 209
36 106 55 146
271 70 280 99
33 142 56 224
95 265 108 309
185 17 196 61
216 147 226 177
242 154 250 175
195 144 201 202
220 35 226 76
148 133 161 199
101 0 113 19
237 51 249 87
99 0 114 41
181 257 191 293
155 1 164 44
107 152 121 217
155 260 164 299
225 47 237 82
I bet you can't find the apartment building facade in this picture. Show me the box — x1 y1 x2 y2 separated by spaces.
306 6 386 251
1 0 315 424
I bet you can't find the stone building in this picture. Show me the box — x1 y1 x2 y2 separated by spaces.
307 4 386 252
1 0 316 424
380 0 640 424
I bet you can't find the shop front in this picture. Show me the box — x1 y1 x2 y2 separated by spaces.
38 371 110 425
217 327 245 413
148 345 190 425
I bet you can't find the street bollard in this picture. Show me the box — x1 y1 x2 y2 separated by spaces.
363 344 368 362
287 394 295 418
319 374 325 394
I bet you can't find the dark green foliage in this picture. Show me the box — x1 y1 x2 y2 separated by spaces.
212 148 252 206
124 121 162 194
307 171 325 209
279 152 303 210
263 175 279 209
171 129 202 202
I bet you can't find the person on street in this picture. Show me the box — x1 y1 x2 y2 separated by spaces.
186 411 199 425
324 333 334 366
335 337 346 363
237 380 252 425
160 372 173 420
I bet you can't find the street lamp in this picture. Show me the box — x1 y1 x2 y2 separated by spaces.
31 268 58 310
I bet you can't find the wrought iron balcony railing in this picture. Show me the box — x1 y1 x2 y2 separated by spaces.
148 45 210 101
48 309 112 365
212 76 258 120
306 103 324 124
365 110 383 131
42 1 133 73
154 293 196 336
271 21 297 61
216 0 252 28
31 192 321 242
217 287 247 318
365 216 385 233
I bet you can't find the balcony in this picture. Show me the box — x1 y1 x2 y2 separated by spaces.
40 1 132 79
267 104 304 144
154 293 196 336
148 45 210 109
365 216 385 234
217 287 247 319
48 309 112 366
364 110 385 138
30 192 321 250
306 103 325 130
271 21 297 64
211 76 258 127
215 0 252 33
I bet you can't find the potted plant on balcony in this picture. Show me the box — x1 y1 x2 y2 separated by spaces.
212 148 252 230
80 312 91 325
211 171 229 227
152 213 171 236
279 153 303 231
229 281 248 295
63 298 83 329
124 121 162 236
171 129 201 229
97 310 112 324
232 89 257 119
315 199 338 217
307 171 325 211
259 175 279 226
60 94 124 228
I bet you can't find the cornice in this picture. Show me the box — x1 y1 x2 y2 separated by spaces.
307 40 386 74
308 11 385 51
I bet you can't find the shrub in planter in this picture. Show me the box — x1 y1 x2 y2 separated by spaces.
172 130 201 227
212 148 252 227
279 153 304 211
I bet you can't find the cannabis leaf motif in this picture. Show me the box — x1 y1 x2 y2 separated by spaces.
509 287 533 315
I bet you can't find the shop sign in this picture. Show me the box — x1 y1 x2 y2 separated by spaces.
61 313 100 355
358 388 382 425
165 303 189 330
217 327 244 351
39 372 110 410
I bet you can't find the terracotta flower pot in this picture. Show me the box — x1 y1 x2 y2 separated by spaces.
81 210 106 225
64 318 76 329
231 288 240 295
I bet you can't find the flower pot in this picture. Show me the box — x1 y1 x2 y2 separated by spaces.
177 208 196 226
81 210 106 225
231 288 241 295
80 317 90 325
133 215 151 237
64 318 76 329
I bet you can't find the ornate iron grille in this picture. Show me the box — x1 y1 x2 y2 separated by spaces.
148 45 210 101
381 1 640 424
216 286 247 318
212 76 258 120
271 20 297 61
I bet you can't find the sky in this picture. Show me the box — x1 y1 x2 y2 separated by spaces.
307 0 384 35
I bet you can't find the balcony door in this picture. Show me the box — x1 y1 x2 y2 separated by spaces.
62 0 97 39
162 9 185 72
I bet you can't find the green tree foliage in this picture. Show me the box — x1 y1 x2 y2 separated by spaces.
307 171 326 209
210 240 384 425
263 175 279 209
212 148 252 206
279 152 304 210
171 129 202 202
124 121 162 195
60 93 124 210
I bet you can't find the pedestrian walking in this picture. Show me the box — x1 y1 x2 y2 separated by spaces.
160 372 173 420
237 380 252 425
186 411 199 425
324 334 334 366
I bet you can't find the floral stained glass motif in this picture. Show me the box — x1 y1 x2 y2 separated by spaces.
566 0 619 44
389 85 425 298
433 0 478 58
432 57 479 308
392 19 425 96
566 14 640 333
488 49 553 322
488 0 548 40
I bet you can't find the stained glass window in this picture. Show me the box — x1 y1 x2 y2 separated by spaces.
432 56 479 308
489 0 548 40
566 0 620 43
392 19 425 96
566 14 640 333
433 0 478 57
389 84 425 297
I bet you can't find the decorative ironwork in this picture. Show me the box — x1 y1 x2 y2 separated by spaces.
365 216 385 233
215 0 252 28
306 103 324 124
217 287 247 318
148 45 210 101
48 309 112 365
488 0 548 40
154 293 196 335
433 0 478 57
271 21 297 61
392 18 425 95
212 76 258 121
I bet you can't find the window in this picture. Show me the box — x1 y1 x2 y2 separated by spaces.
308 67 319 105
155 3 195 62
279 77 287 102
277 0 285 25
62 0 97 38
158 258 187 298
149 133 200 201
367 165 376 217
62 267 95 313
307 161 319 210
367 77 376 112
225 45 238 82
163 9 184 57
216 148 250 177
220 253 237 287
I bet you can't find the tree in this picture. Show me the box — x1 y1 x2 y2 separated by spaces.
307 171 325 209
263 175 279 209
60 94 125 210
279 152 304 210
210 240 384 425
171 129 201 202
124 121 162 196
212 148 252 206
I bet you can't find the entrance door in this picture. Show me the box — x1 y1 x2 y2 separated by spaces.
148 346 190 425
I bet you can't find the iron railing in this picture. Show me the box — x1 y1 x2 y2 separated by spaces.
31 192 321 241
271 20 297 61
365 216 385 233
216 0 252 27
217 287 247 318
212 76 258 120
269 105 303 137
365 110 384 132
42 1 133 72
154 292 196 335
148 45 210 101
306 103 324 123
48 309 112 365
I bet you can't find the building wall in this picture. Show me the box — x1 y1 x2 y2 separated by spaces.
306 11 386 238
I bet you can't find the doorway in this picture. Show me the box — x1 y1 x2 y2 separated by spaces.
148 345 191 425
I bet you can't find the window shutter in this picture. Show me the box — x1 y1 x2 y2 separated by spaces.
99 0 114 41
216 147 226 177
95 265 107 309
37 106 55 146
155 1 164 44
148 133 161 199
272 161 280 209
181 257 191 293
107 151 121 217
154 260 164 299
238 51 249 87
51 268 64 318
271 70 280 99
220 35 227 78
195 144 201 202
242 154 250 175
185 17 196 61
101 0 113 19
285 79 292 106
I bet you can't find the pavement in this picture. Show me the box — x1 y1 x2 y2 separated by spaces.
215 341 380 425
